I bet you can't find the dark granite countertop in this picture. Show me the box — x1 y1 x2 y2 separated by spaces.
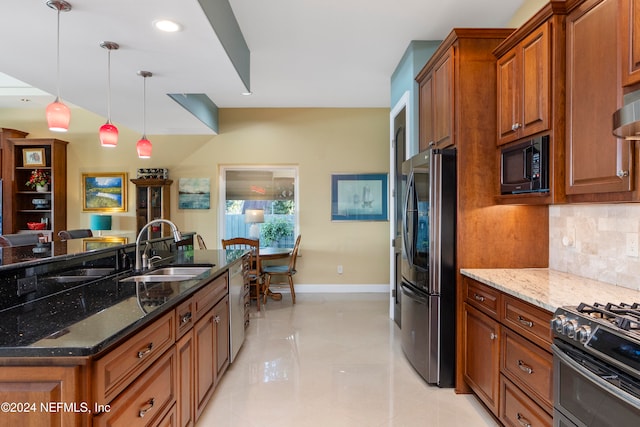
0 249 244 358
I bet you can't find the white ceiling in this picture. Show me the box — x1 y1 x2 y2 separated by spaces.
0 0 524 135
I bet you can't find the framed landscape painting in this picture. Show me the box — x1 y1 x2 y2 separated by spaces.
82 172 128 212
331 173 388 221
179 178 210 209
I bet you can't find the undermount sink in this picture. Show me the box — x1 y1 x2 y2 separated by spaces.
120 266 212 283
120 274 197 283
145 267 211 276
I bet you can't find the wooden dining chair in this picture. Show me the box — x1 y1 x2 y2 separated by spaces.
262 234 301 304
221 237 262 311
58 229 93 240
196 234 207 250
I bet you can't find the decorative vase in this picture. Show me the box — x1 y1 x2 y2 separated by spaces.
36 184 49 193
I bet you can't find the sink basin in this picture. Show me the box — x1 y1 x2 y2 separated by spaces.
145 267 211 276
120 274 197 283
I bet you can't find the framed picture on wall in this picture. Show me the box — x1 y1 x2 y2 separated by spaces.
331 173 388 221
82 172 128 212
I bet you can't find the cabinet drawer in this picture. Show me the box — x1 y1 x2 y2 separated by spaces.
502 295 552 349
194 273 228 321
465 278 501 319
94 311 176 404
501 328 552 412
176 298 195 338
500 374 552 427
94 347 177 427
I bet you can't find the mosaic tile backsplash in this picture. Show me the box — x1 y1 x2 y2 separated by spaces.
549 204 640 290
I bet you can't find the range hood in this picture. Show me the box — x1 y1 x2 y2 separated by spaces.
613 95 640 140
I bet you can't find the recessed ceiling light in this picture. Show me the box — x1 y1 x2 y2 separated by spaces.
153 19 182 33
241 91 253 96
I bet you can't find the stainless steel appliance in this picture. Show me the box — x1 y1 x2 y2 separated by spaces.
500 135 549 194
228 259 245 362
551 303 640 426
400 148 456 387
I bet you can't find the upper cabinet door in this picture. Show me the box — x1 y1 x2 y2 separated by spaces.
621 0 640 86
520 24 550 137
566 0 631 196
432 48 454 149
419 74 435 152
496 22 550 146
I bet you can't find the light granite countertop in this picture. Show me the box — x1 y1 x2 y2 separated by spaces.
460 268 640 313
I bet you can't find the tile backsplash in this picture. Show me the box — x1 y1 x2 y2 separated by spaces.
549 204 640 290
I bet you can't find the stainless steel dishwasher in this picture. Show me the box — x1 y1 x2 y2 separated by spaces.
228 260 245 362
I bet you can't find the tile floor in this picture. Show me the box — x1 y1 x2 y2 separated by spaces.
197 293 499 427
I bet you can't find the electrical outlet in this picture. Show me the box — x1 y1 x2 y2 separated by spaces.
626 233 639 257
337 265 343 274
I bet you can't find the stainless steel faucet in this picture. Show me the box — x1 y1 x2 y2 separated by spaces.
135 218 182 271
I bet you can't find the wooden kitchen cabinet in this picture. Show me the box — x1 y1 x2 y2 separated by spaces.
2 138 68 240
131 178 173 240
621 0 640 86
493 3 567 205
177 332 195 427
496 22 550 145
194 295 229 421
418 48 454 151
0 365 86 427
566 0 632 199
463 276 553 424
463 302 501 416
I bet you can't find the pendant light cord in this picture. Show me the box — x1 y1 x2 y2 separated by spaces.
55 7 61 99
142 74 147 138
106 48 112 122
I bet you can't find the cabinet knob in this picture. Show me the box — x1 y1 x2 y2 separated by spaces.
511 123 522 131
617 170 630 178
428 141 435 147
214 315 221 324
490 332 497 340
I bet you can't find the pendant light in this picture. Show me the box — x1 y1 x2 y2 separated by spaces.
136 71 153 159
45 0 72 132
99 41 119 147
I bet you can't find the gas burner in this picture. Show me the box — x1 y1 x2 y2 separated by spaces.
576 302 640 332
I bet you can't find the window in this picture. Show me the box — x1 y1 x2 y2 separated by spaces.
220 166 298 247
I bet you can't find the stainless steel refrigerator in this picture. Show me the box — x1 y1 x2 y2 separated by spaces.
400 148 456 387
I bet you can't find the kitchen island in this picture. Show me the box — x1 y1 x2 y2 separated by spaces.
0 235 246 427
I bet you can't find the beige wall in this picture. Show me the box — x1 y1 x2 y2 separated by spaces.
507 0 547 27
1 106 390 287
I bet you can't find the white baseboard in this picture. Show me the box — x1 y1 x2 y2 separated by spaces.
269 284 389 293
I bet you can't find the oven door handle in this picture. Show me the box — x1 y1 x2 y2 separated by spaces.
552 344 640 409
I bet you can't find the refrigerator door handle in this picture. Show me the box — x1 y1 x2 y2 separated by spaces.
429 149 442 295
400 282 430 304
403 171 415 266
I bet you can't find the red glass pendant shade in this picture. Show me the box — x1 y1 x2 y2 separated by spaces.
46 99 70 132
136 137 152 158
99 122 118 147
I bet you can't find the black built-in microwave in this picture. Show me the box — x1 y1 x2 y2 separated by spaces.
500 135 549 194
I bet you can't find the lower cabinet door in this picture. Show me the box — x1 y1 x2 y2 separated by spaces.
177 331 195 427
500 374 552 427
463 303 501 416
94 347 177 427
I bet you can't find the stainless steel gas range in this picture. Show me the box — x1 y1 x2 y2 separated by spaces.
551 302 640 426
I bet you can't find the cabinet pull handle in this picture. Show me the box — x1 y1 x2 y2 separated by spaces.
181 312 192 324
428 141 435 147
517 315 534 328
138 398 155 418
511 123 522 131
490 332 497 340
137 342 153 359
214 315 221 324
517 360 533 374
516 413 532 427
617 170 630 178
474 294 485 302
